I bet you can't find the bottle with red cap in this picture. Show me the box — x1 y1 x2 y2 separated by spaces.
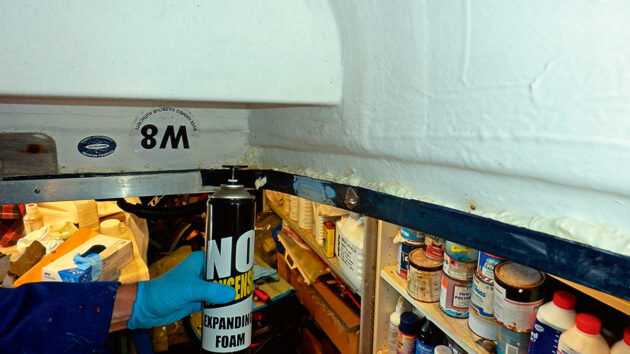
557 313 609 354
611 327 630 354
528 290 577 353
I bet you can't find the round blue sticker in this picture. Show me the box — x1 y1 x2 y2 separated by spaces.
78 136 117 157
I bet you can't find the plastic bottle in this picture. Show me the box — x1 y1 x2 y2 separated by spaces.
433 345 453 354
388 297 405 354
611 327 630 354
397 312 420 354
528 290 577 353
23 203 44 234
557 313 609 354
415 318 444 353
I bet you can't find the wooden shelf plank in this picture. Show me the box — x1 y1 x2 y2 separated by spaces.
268 199 361 294
380 266 492 354
549 274 630 316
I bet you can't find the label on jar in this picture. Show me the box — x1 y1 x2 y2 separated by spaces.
477 252 503 282
453 285 472 308
470 274 494 318
443 253 475 281
493 283 543 332
407 267 441 302
528 320 561 354
397 332 416 354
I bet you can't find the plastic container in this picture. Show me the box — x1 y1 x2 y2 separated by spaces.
528 290 576 354
557 313 609 354
323 221 335 257
23 203 44 234
497 325 530 354
611 327 630 354
397 312 420 354
388 297 405 354
336 215 365 293
75 200 100 232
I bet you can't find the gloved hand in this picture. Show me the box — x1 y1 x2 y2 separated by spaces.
127 251 235 329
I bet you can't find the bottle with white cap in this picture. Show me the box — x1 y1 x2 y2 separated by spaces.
433 345 453 354
557 313 609 354
528 290 577 353
611 327 630 354
23 203 44 234
388 296 405 353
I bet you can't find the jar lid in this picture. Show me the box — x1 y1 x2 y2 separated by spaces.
495 262 545 288
575 313 601 335
552 290 576 310
409 248 442 270
399 312 420 334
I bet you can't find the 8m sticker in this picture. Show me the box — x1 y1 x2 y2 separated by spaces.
132 107 198 153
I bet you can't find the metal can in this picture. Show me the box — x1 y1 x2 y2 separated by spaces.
497 325 530 354
445 241 479 262
443 252 476 281
203 171 255 354
439 272 472 318
423 233 445 260
476 252 504 283
468 273 497 340
397 238 424 279
407 248 443 302
493 261 545 333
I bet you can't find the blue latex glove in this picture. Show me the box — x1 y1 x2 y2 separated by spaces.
127 251 235 329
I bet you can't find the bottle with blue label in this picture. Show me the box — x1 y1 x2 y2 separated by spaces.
528 290 576 353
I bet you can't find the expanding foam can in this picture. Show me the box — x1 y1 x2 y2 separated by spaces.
202 172 255 353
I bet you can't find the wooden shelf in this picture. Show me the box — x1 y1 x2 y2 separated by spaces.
549 274 630 316
268 199 361 295
380 266 492 354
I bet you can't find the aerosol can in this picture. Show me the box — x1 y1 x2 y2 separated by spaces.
202 165 255 353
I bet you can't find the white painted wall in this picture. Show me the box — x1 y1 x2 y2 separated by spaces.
249 1 630 256
0 104 251 173
0 1 341 105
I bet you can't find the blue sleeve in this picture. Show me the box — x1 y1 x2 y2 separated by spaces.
0 281 120 354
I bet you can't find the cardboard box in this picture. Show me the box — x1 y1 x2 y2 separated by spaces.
42 234 132 282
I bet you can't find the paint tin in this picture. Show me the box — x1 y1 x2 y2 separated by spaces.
468 273 497 340
423 233 445 260
497 324 530 354
443 252 476 281
445 241 479 262
476 252 504 283
407 248 443 302
439 272 472 318
493 261 545 333
396 230 424 279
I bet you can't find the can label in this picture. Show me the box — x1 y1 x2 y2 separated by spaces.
477 252 503 282
453 285 472 308
528 320 562 354
407 266 441 302
424 235 445 260
445 241 479 262
493 282 543 333
204 228 254 352
440 274 471 318
470 274 494 318
443 253 476 281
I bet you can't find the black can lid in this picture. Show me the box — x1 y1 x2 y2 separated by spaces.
399 312 421 334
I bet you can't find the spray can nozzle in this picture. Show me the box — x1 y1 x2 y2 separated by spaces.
222 164 247 184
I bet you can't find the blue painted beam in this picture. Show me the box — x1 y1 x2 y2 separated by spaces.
259 170 630 301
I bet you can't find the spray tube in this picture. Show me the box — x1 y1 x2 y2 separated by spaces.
203 165 255 353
